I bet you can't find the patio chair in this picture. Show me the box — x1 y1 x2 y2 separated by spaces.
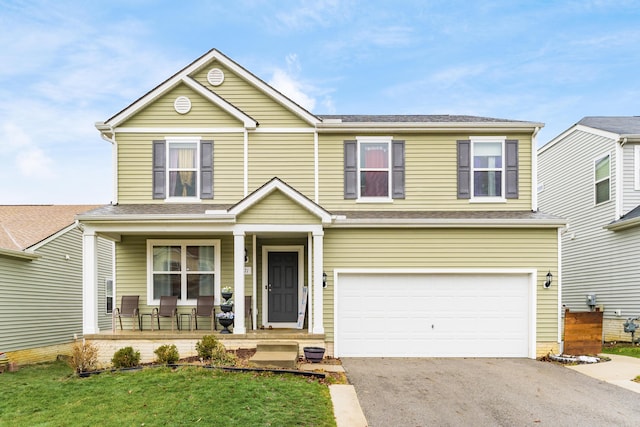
113 295 142 331
245 295 253 330
191 295 216 331
150 296 179 331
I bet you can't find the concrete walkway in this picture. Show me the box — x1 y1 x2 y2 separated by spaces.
567 353 640 393
299 362 368 427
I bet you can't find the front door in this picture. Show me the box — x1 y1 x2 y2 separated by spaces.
267 251 299 323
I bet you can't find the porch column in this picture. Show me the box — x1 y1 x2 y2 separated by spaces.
82 227 99 334
233 231 246 334
312 231 325 334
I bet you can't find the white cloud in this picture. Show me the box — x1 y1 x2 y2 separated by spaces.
16 147 54 178
269 68 316 111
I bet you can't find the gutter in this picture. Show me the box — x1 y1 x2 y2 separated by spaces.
316 121 544 134
329 218 566 229
604 216 640 232
0 247 40 261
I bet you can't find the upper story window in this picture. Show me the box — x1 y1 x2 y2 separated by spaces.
594 153 610 205
152 138 213 201
457 137 518 201
147 239 221 305
344 137 405 201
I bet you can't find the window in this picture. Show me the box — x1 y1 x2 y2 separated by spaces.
457 138 518 200
147 240 220 304
105 278 113 314
595 154 610 204
344 138 405 200
473 141 503 198
152 138 213 200
168 142 197 198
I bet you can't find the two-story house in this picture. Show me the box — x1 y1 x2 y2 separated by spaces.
80 49 563 361
539 116 640 343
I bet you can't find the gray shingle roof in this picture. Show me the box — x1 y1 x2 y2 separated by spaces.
578 116 640 135
319 114 532 124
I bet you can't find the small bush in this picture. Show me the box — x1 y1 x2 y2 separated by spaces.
112 346 141 368
68 340 99 373
154 344 179 365
195 335 237 366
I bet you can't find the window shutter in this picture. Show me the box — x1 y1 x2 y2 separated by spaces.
344 140 357 199
152 140 166 199
457 140 471 199
505 139 518 199
392 140 405 199
200 140 214 199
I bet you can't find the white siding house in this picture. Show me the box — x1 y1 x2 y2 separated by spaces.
538 117 640 342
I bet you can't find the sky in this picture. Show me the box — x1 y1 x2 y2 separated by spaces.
2 0 640 204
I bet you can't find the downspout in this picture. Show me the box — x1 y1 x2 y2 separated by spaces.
532 126 541 212
616 137 626 219
96 122 118 204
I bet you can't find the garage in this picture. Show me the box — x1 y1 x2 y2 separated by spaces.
335 272 533 358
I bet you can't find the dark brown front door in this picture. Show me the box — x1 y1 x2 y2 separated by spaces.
267 251 298 322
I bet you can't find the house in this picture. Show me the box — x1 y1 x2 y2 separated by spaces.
0 205 113 365
79 49 563 361
539 116 640 343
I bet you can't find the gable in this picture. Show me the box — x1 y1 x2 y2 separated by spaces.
191 60 311 128
236 189 322 224
120 83 242 128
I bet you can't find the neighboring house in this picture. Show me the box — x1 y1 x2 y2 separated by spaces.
80 49 563 359
539 116 640 342
0 205 113 364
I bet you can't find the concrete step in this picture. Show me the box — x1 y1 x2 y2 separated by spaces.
255 341 299 353
250 341 300 369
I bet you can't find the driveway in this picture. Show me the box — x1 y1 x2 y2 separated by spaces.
342 358 640 427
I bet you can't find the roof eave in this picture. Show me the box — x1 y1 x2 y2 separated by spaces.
329 218 566 228
604 217 640 232
0 247 41 260
316 121 544 134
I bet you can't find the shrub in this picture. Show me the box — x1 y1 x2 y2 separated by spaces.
195 335 237 366
154 344 179 365
111 346 141 368
68 340 99 373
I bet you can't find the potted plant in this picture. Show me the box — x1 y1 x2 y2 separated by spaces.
216 312 234 334
221 286 233 300
220 297 233 312
303 346 325 363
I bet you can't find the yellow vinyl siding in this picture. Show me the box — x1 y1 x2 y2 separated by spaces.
322 227 558 343
192 61 311 128
248 132 315 197
318 133 533 211
114 235 237 317
120 84 242 128
116 132 244 203
237 190 321 224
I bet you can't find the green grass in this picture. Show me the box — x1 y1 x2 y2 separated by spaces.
0 361 336 426
601 344 640 359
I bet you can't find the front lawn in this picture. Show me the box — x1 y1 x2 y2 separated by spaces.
601 344 640 359
0 361 336 426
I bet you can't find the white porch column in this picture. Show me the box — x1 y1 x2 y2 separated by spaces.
82 227 99 334
233 232 246 334
312 231 325 334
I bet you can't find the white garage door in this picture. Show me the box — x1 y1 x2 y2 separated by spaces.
336 273 531 358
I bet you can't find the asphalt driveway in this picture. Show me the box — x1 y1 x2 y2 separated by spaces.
342 358 640 426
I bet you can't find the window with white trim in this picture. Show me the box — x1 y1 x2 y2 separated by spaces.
472 138 504 200
105 278 113 314
168 140 199 199
358 137 391 199
594 154 610 205
147 240 221 304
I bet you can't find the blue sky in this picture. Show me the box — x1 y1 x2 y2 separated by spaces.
2 0 640 204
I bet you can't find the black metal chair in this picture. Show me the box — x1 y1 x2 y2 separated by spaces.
113 295 141 331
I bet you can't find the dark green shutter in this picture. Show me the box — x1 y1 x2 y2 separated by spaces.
200 140 214 199
457 140 471 199
392 140 405 199
344 140 357 199
505 139 518 199
152 140 166 199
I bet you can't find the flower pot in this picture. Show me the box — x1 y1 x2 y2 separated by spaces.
303 347 325 363
221 291 233 300
218 317 233 334
220 304 233 313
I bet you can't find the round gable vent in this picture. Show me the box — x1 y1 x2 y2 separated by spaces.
207 68 225 86
174 96 191 114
